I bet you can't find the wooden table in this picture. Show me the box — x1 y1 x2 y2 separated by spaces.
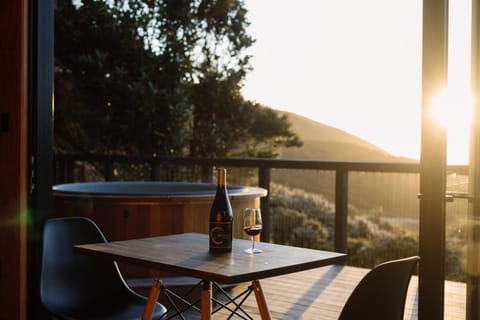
74 232 346 319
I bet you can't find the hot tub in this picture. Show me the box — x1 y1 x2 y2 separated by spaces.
53 181 267 277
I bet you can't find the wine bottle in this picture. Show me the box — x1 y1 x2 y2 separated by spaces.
209 168 233 253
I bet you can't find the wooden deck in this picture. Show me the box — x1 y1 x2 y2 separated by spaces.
130 264 466 319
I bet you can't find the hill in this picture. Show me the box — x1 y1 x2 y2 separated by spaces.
278 111 416 162
269 111 419 217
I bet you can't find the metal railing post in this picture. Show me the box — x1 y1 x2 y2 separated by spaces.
55 157 64 184
105 160 114 181
259 167 271 242
335 168 348 254
202 165 213 183
66 157 74 182
151 161 161 181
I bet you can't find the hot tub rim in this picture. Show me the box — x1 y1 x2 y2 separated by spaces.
52 181 268 200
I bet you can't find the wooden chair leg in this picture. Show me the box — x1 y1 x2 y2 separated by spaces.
201 280 212 320
253 280 272 320
142 278 162 320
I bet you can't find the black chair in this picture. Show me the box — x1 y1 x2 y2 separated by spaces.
338 256 420 320
40 217 167 320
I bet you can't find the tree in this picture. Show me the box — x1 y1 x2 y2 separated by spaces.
189 72 302 157
54 0 302 157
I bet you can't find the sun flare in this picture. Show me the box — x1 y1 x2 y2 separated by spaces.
430 87 474 164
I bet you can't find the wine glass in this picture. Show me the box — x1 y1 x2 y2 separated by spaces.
243 207 262 254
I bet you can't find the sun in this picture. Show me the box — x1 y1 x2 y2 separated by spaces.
430 87 474 164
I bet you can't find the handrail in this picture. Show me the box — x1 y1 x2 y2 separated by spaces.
54 153 468 173
53 154 469 253
55 154 423 171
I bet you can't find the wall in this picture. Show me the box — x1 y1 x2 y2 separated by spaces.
0 0 28 319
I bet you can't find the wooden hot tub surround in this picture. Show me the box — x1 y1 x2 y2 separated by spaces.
53 181 268 278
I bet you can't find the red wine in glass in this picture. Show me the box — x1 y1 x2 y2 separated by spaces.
244 226 262 236
243 208 262 254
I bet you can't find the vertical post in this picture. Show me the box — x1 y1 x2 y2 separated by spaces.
468 1 480 319
55 156 64 184
202 165 213 183
105 160 114 181
258 167 270 242
335 169 348 254
151 162 161 181
27 0 55 319
66 157 75 182
419 0 448 319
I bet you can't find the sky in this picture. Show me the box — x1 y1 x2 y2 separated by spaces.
241 0 473 164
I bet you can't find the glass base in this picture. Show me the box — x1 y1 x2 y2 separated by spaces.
244 248 263 254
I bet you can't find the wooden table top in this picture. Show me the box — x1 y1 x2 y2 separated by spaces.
74 232 346 284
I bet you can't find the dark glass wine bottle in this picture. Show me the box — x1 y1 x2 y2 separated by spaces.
209 168 233 253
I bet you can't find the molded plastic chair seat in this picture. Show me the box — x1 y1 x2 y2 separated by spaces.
40 217 167 320
338 256 420 320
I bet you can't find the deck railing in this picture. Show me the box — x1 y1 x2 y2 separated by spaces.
53 154 469 254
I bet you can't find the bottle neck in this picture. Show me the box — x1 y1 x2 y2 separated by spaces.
217 168 227 189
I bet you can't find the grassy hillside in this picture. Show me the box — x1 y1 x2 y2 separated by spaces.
266 113 465 280
278 111 416 162
269 111 419 219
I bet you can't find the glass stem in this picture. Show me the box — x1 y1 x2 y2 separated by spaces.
252 236 255 250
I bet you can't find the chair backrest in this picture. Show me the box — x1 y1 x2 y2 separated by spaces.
338 256 420 320
40 217 134 315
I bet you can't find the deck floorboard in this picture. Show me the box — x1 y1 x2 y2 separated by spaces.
140 265 465 319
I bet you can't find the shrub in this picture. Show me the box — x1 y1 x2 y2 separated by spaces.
268 183 467 281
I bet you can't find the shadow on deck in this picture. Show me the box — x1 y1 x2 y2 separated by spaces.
130 265 466 320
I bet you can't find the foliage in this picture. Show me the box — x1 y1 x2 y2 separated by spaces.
270 184 336 250
269 183 466 281
54 0 302 158
271 208 330 250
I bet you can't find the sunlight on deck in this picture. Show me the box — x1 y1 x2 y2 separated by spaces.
212 265 465 320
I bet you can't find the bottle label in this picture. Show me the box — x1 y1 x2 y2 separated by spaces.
210 221 232 249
